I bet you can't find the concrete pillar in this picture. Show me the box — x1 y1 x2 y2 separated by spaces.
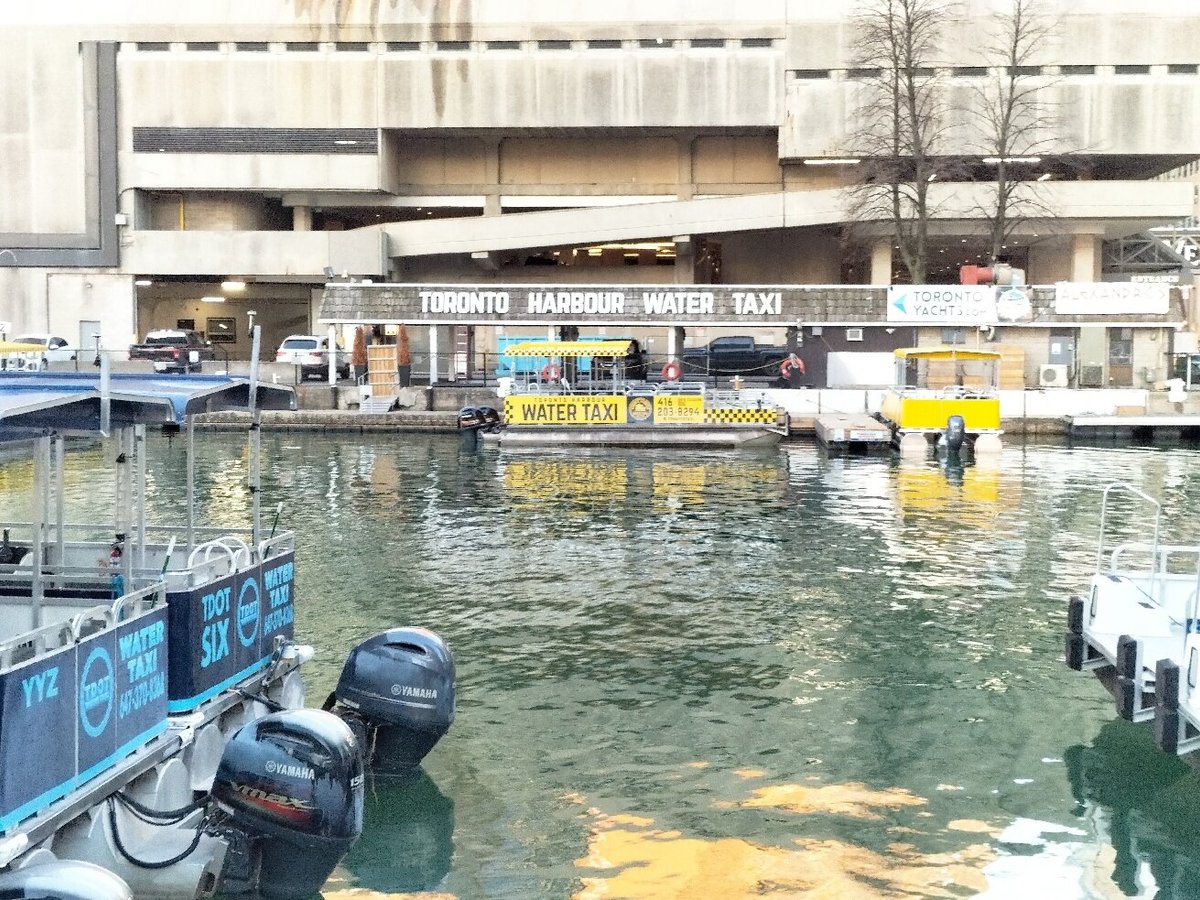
673 235 693 284
428 324 438 384
292 205 312 231
870 240 893 285
676 137 694 201
485 139 502 216
1071 233 1101 282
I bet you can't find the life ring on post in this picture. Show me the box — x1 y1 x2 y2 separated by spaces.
541 363 562 382
780 354 806 379
661 360 682 382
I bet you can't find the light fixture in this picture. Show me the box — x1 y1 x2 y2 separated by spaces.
803 158 861 165
221 279 246 291
134 278 152 287
982 156 1041 164
1037 172 1053 181
201 295 225 303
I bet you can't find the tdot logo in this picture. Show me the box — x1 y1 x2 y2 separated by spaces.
79 646 114 738
237 577 261 648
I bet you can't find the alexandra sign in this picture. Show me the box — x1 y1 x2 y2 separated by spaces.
1054 282 1170 315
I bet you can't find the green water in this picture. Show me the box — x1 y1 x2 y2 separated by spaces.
7 434 1200 898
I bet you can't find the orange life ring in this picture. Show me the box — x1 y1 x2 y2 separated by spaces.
541 363 562 381
661 360 682 382
780 355 806 378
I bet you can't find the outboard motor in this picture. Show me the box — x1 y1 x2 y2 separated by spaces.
458 406 484 449
210 709 363 900
328 628 456 773
0 528 29 566
0 860 132 899
942 414 966 458
477 406 502 433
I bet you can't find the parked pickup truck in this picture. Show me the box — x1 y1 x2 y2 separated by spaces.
129 329 216 373
679 336 792 378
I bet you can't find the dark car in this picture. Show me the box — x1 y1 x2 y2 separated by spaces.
589 339 648 381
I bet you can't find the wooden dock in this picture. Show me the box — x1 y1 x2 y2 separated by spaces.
814 414 892 451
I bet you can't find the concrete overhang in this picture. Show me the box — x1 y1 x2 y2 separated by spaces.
377 180 1196 257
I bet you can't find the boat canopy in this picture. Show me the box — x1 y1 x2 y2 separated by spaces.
892 346 1002 361
0 372 296 442
503 340 633 358
0 341 49 354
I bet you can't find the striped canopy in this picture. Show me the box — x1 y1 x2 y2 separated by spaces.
504 340 632 358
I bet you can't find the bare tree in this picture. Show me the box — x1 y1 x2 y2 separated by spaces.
972 0 1059 264
845 0 956 284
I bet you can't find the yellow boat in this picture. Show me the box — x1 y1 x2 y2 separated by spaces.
878 347 1003 456
478 340 789 449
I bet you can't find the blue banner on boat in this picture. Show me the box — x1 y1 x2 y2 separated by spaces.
166 552 295 713
0 647 79 830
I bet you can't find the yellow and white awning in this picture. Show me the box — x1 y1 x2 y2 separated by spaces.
503 340 632 358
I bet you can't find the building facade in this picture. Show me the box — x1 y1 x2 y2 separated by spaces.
2 1 1199 386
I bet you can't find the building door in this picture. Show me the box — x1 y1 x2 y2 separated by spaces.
1108 327 1133 387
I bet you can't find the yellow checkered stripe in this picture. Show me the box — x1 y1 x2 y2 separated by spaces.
704 409 780 424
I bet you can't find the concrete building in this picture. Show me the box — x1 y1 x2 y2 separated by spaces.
2 1 1198 387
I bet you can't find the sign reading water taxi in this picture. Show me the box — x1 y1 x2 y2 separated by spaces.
505 395 626 426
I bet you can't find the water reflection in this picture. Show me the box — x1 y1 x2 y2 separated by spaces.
334 769 455 896
1066 720 1200 899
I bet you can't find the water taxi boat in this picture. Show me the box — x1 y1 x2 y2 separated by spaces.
0 355 455 898
474 340 789 449
877 347 1003 457
1064 483 1200 758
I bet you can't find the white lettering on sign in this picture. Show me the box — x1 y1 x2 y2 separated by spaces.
1054 282 1170 315
733 291 781 315
641 291 714 316
420 291 511 314
525 291 626 315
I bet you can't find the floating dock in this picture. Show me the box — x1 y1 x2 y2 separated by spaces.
814 414 892 451
1066 414 1200 442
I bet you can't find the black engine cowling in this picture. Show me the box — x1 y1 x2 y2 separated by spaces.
331 627 456 773
211 709 363 900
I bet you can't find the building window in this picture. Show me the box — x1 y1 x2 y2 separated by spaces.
691 38 725 48
587 39 622 50
639 39 669 49
186 42 219 52
1009 65 1041 76
1061 64 1094 75
952 66 987 77
848 67 882 79
1114 64 1150 75
1168 64 1198 74
387 41 419 52
137 42 170 52
487 41 520 50
740 38 774 48
335 42 370 52
235 42 269 52
537 40 571 50
437 41 470 51
942 328 966 345
793 69 830 79
288 42 321 52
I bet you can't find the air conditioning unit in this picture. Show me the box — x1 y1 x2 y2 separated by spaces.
1079 364 1104 388
1039 363 1068 387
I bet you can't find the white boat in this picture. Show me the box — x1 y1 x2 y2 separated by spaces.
465 340 789 450
1065 482 1200 757
0 351 456 898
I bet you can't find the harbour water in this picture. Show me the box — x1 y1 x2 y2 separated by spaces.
5 433 1200 898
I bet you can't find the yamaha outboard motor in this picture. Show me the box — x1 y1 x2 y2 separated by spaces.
211 709 363 899
329 627 456 773
458 406 484 449
477 406 501 433
942 414 966 458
